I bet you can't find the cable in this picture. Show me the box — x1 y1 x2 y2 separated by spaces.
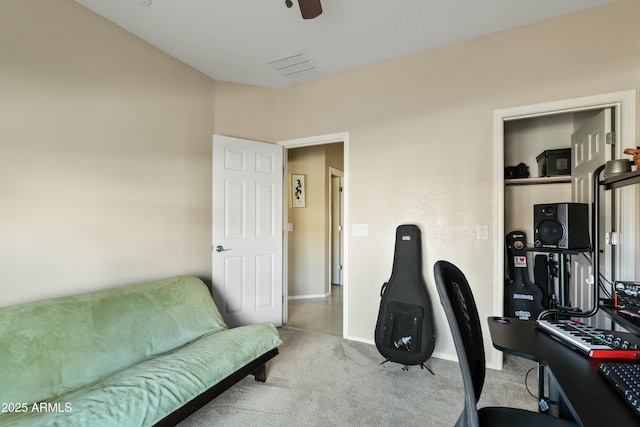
525 365 559 413
597 273 613 300
524 364 542 400
599 273 613 287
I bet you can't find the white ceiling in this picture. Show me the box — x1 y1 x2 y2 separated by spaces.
74 0 617 88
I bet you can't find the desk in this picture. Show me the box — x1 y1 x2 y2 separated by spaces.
487 316 639 427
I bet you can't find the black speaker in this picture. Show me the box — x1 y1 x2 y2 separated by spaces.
533 203 590 250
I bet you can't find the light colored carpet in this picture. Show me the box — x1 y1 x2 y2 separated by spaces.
178 326 539 426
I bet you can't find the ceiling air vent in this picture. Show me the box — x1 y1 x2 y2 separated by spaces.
267 51 324 83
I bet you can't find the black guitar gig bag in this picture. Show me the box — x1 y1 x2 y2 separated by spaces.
504 231 545 320
375 225 435 369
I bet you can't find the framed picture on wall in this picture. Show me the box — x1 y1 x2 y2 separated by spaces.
292 174 306 208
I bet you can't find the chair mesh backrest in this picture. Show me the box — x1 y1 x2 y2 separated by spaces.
434 260 486 426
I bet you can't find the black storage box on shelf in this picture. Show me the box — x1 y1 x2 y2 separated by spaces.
536 148 571 177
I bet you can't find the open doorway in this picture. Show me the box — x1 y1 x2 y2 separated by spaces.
279 132 349 338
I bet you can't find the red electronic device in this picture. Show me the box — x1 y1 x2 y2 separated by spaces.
614 281 640 317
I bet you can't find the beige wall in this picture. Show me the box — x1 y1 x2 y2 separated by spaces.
2 0 639 367
273 0 640 363
212 80 275 142
0 0 218 304
287 146 327 297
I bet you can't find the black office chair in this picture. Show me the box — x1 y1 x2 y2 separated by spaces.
433 260 576 427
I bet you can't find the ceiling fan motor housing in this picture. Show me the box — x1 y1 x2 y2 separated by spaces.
298 0 322 19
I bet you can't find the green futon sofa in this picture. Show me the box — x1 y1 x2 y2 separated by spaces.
0 276 281 426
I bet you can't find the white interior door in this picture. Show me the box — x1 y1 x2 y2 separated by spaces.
570 108 613 313
212 135 283 327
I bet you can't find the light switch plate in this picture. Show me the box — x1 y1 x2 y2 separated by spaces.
477 225 488 240
352 224 369 237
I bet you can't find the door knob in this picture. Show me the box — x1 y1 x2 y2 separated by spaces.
215 245 230 252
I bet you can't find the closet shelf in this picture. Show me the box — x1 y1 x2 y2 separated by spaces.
505 176 571 186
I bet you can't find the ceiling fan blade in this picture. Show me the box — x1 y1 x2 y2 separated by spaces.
298 0 322 19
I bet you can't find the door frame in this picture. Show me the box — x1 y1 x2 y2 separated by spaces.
278 132 350 337
492 90 637 369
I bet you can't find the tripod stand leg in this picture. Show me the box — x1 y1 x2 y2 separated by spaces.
421 363 435 375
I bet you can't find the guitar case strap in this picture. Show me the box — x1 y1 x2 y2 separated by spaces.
374 225 435 368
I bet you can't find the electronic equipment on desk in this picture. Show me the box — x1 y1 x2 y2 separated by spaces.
599 362 640 418
536 319 640 359
615 281 640 317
